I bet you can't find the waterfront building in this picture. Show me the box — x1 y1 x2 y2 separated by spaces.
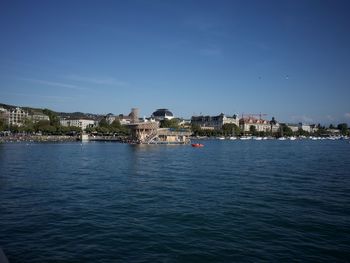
309 124 319 133
105 113 118 125
1 107 49 126
115 108 142 125
239 117 271 132
60 118 95 131
4 107 29 127
151 109 174 121
191 113 239 130
127 108 190 144
286 124 299 132
298 123 311 133
327 128 340 134
118 114 132 125
178 119 191 128
271 123 281 133
30 111 50 122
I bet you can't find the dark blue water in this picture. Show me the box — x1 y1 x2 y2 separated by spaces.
1 140 350 262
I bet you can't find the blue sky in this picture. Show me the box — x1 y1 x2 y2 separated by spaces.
0 0 349 124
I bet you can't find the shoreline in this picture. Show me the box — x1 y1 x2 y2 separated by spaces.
0 135 78 143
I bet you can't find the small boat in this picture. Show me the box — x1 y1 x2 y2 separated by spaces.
191 143 204 147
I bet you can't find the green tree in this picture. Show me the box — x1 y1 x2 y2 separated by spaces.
337 123 349 135
111 119 122 129
249 125 257 135
191 124 201 136
279 124 294 137
96 126 109 135
21 118 35 134
222 123 240 136
85 126 96 134
10 125 20 133
160 118 180 129
99 118 109 128
43 109 60 127
34 120 58 134
296 127 309 136
0 118 5 131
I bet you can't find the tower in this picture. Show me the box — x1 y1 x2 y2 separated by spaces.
130 108 139 124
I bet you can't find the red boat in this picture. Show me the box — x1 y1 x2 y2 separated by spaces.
191 143 204 147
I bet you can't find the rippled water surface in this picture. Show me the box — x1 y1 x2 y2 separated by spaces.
1 140 350 262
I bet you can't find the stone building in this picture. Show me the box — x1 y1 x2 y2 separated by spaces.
191 113 239 130
239 117 271 132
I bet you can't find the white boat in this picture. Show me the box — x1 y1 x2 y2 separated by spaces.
289 136 297 141
278 137 287 141
218 137 225 140
253 137 263 140
240 136 252 140
229 136 237 140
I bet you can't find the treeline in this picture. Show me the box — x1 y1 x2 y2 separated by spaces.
191 123 349 137
278 123 349 137
85 118 129 136
191 123 242 137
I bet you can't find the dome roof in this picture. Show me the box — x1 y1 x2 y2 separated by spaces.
152 109 173 117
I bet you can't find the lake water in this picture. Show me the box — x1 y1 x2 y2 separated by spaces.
0 140 350 262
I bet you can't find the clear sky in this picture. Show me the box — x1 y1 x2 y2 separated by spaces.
0 0 349 124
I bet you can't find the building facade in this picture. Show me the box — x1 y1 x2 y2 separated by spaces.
105 113 118 125
239 117 271 132
286 124 299 132
191 114 239 130
31 112 50 122
6 107 29 126
60 119 95 131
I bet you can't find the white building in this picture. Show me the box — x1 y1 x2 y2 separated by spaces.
60 118 95 131
105 113 118 125
31 112 50 122
191 113 239 130
7 107 29 126
239 117 271 132
286 124 299 132
298 123 311 133
1 107 50 126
